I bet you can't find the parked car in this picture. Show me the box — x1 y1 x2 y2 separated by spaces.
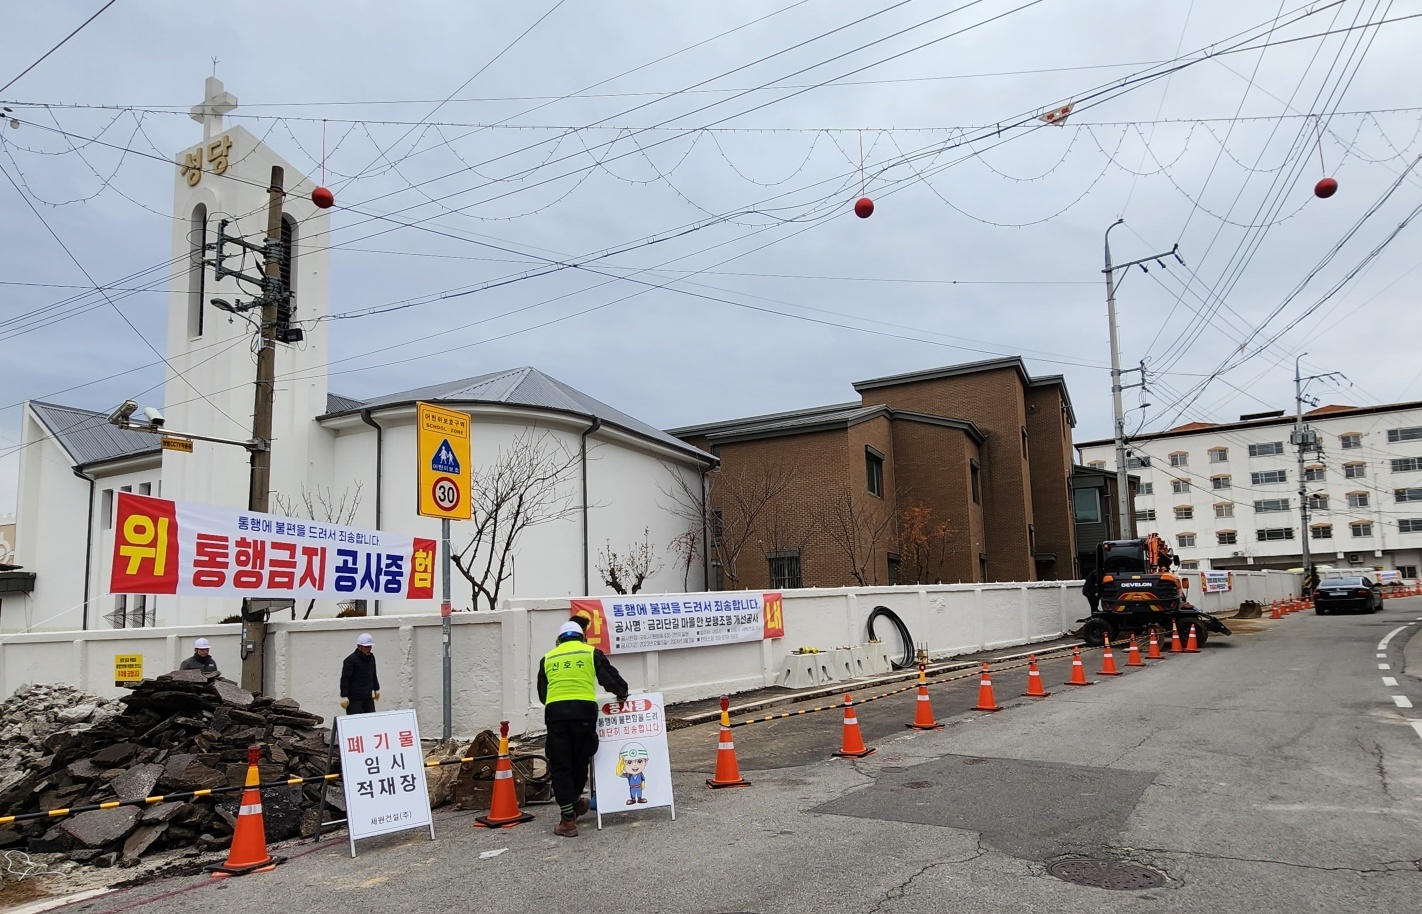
1313 576 1384 614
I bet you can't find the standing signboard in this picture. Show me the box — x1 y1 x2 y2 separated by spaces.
1199 571 1233 594
592 692 674 829
335 708 435 856
416 402 472 521
571 592 784 655
113 654 143 687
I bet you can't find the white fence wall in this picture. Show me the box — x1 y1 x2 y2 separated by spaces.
0 573 1297 737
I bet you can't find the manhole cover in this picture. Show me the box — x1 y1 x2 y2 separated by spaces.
963 757 988 765
1047 859 1165 890
903 781 933 789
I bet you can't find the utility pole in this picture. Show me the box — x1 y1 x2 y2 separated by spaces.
1294 357 1343 591
1103 219 1183 538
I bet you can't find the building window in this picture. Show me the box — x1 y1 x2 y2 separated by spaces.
709 444 721 464
1127 455 1149 469
1174 506 1193 520
1392 457 1422 473
1340 433 1362 449
1304 465 1326 482
1257 527 1294 541
1021 427 1029 459
865 447 884 498
188 203 207 339
1347 492 1369 508
1137 509 1157 523
1399 519 1422 534
1212 475 1231 490
1352 521 1373 538
978 553 989 583
1209 447 1229 463
1398 564 1419 578
1177 533 1196 548
1396 487 1422 503
138 482 151 496
970 459 981 504
1073 487 1101 523
1215 503 1234 518
887 553 901 585
1251 470 1288 485
1344 463 1366 479
1138 482 1153 496
711 509 724 545
710 560 724 590
1217 530 1238 545
1388 427 1422 443
1254 498 1291 513
1169 452 1189 467
1248 442 1285 457
1180 561 1199 571
110 595 127 629
101 488 114 530
1311 524 1333 540
1308 494 1329 510
768 551 802 589
1088 460 1106 470
1172 479 1190 495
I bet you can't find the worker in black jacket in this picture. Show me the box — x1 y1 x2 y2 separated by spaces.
179 637 218 674
538 621 628 837
339 632 381 714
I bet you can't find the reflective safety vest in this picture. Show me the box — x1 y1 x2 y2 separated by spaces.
543 640 596 704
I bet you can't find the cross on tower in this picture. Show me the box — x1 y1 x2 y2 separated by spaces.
189 76 237 141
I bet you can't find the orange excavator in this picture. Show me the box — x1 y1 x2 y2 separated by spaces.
1080 533 1231 647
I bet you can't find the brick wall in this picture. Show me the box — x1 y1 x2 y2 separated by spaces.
888 419 981 582
1024 384 1077 579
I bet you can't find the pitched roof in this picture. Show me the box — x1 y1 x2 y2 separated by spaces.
669 402 984 445
326 367 710 462
28 401 159 468
667 402 863 439
851 357 1077 426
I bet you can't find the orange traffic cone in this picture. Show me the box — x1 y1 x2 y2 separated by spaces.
832 694 875 758
907 665 945 730
1126 634 1144 667
1064 647 1094 686
707 696 751 788
206 746 284 878
1270 601 1282 620
476 721 535 828
1098 638 1122 676
971 663 1002 711
1146 627 1163 660
1170 623 1184 653
1021 654 1051 697
1184 623 1200 653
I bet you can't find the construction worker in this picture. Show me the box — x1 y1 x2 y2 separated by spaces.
339 632 381 714
538 621 628 837
1082 569 1101 614
179 637 218 674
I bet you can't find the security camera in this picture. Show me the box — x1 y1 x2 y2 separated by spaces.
108 400 138 426
143 406 165 428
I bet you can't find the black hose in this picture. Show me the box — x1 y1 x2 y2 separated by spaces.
866 605 915 670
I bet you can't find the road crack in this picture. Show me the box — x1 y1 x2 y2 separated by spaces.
866 838 989 914
1116 845 1421 875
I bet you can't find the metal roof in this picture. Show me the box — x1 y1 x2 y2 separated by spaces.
671 403 984 445
326 367 711 463
28 401 159 468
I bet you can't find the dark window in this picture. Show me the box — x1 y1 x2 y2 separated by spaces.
1248 442 1285 457
866 448 884 498
1344 463 1366 479
1397 488 1422 503
711 509 724 544
1352 522 1373 537
1251 470 1288 485
1308 494 1329 510
1126 455 1149 469
710 561 724 590
1254 498 1291 513
1172 479 1190 494
1174 506 1193 520
978 553 989 583
1347 492 1369 508
1399 519 1422 534
1398 564 1419 578
1209 448 1229 463
188 203 207 338
1388 427 1422 443
1137 509 1157 522
1340 434 1361 449
1138 482 1153 495
1072 487 1100 523
768 551 802 589
1021 427 1029 459
970 460 981 504
1217 531 1238 545
710 444 721 463
1169 452 1188 467
1177 533 1196 547
101 488 114 530
1311 524 1333 539
1392 457 1422 473
1212 475 1231 490
887 553 900 585
1256 527 1294 541
1304 466 1326 482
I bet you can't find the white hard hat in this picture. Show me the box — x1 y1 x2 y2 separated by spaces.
356 632 374 647
194 638 211 650
556 621 584 641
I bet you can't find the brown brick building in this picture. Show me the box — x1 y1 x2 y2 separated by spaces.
669 357 1079 588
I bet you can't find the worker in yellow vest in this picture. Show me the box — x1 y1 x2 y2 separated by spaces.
538 621 629 837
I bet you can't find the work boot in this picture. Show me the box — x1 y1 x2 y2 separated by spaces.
553 817 579 838
572 797 590 818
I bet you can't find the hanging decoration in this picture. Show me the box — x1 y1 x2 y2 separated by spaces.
1039 102 1074 126
312 117 335 209
1312 114 1337 198
853 129 874 218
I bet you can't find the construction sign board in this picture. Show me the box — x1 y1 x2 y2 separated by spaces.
592 692 674 830
108 492 436 601
416 402 472 521
114 654 143 687
571 592 784 655
334 709 434 857
1200 571 1233 593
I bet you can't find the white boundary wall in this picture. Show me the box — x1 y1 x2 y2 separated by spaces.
0 572 1299 736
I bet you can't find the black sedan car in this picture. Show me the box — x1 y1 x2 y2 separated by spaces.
1313 576 1384 614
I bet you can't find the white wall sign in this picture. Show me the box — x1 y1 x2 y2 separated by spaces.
1200 570 1232 593
335 709 435 856
592 692 674 829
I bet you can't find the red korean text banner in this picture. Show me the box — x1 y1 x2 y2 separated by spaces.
110 493 435 600
571 592 784 655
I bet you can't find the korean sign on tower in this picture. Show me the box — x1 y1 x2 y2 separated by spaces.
416 402 471 520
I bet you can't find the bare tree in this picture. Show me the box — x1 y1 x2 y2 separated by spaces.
817 483 895 586
660 457 796 589
897 502 956 584
596 527 663 594
453 429 582 611
667 527 701 590
271 483 363 619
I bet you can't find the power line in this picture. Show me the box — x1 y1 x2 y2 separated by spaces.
0 0 118 95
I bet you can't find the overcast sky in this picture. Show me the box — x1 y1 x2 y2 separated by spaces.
3 0 1421 514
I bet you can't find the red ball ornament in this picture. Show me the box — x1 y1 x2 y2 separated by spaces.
854 196 874 218
1314 177 1337 199
311 186 335 209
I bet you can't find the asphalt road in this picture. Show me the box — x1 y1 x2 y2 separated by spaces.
53 600 1422 914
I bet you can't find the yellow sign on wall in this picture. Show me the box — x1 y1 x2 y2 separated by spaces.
114 654 143 687
416 402 472 520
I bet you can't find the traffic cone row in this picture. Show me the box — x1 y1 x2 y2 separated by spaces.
206 746 285 878
707 696 751 788
476 721 535 828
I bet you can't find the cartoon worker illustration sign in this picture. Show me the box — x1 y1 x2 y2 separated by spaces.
617 743 650 804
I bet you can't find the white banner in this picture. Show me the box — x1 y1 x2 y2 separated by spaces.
572 592 785 655
335 709 434 856
1200 570 1232 593
109 492 436 601
593 693 674 828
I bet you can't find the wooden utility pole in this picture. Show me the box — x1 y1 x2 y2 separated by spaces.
239 165 286 694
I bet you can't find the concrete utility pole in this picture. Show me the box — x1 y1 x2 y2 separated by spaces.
1103 220 1183 538
1294 358 1343 589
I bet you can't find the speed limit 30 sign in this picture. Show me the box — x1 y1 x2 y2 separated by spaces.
416 403 471 520
431 476 460 512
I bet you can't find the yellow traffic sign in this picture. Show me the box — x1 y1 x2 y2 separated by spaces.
417 402 471 520
161 436 193 453
114 653 143 687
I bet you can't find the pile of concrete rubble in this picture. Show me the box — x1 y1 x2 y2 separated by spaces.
0 673 340 867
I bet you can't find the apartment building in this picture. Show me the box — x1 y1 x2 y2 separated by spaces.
1077 402 1422 577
